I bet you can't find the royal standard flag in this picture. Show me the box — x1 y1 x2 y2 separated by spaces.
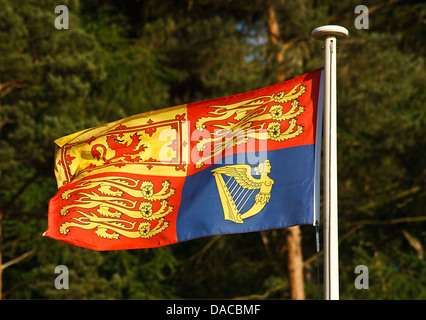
44 68 323 250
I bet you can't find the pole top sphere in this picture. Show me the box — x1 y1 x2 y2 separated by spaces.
311 25 349 40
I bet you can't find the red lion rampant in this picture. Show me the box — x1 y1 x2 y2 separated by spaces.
91 133 147 163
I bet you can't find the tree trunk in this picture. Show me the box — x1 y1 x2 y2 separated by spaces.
265 0 306 300
265 0 286 82
286 226 305 299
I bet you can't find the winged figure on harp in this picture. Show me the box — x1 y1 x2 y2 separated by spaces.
212 160 274 223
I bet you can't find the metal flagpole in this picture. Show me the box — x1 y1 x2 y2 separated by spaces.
311 25 348 300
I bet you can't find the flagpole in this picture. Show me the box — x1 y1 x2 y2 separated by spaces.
311 25 348 300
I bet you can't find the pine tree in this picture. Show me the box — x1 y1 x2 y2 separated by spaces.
1 0 424 300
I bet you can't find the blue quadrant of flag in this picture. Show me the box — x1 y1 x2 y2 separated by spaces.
177 145 316 242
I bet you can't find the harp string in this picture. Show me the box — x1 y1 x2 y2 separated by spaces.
225 176 257 213
225 176 235 190
238 189 256 212
235 188 250 209
233 186 247 206
229 179 239 195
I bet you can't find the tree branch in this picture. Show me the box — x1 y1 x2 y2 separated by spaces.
303 216 426 267
1 250 35 270
344 215 426 227
0 79 27 98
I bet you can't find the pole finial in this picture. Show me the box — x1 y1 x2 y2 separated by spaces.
311 25 349 40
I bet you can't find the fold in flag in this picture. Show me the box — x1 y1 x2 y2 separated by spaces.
44 68 323 250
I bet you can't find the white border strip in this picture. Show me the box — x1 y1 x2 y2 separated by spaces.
313 69 324 225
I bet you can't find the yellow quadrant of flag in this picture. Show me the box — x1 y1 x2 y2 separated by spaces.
54 104 189 187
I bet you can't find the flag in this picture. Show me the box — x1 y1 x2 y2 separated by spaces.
44 68 323 250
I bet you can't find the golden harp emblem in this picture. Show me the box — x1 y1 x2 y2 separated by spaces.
212 160 274 223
